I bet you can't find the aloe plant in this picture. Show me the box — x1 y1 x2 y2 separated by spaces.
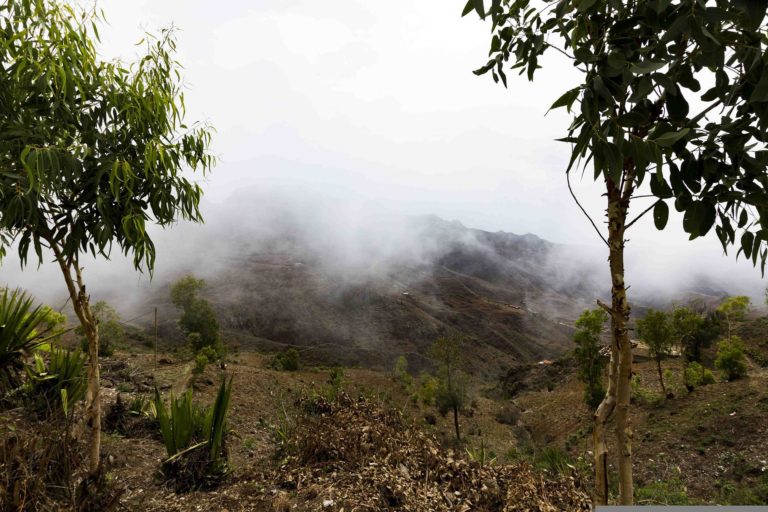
154 377 233 482
0 288 52 391
26 348 88 418
205 377 232 466
154 389 203 457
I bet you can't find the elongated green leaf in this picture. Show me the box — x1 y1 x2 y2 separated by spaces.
549 87 580 113
652 128 690 147
630 61 666 75
742 231 755 259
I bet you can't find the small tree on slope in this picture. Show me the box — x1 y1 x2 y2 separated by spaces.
170 275 222 354
431 334 469 442
467 0 768 504
636 309 674 397
573 308 608 409
0 1 214 474
716 295 750 338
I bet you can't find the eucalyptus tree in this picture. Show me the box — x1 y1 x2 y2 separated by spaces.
467 0 768 504
0 1 214 474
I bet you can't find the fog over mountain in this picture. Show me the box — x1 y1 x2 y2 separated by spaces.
2 185 765 374
2 183 764 306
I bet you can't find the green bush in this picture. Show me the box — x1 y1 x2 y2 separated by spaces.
76 301 124 357
193 353 208 374
394 355 412 387
630 375 663 407
435 370 469 417
636 477 691 505
171 276 222 354
270 348 300 371
154 377 233 490
79 335 115 357
326 367 345 400
715 337 748 381
192 345 218 375
573 308 608 409
26 348 87 418
534 446 573 475
418 372 439 406
583 382 605 410
720 473 768 505
128 394 156 419
465 439 497 467
684 362 716 388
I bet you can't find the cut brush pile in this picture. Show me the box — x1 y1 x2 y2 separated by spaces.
259 393 592 511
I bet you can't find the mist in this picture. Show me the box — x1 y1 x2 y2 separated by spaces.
2 179 766 320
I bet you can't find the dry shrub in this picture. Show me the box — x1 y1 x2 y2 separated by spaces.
0 421 121 512
495 404 522 425
161 442 229 493
103 394 158 439
271 492 291 512
265 393 591 511
294 394 421 468
74 465 123 512
0 423 81 511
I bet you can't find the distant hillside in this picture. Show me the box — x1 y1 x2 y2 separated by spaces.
149 214 599 377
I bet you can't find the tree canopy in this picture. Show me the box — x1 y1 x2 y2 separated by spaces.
717 295 750 336
671 305 720 362
470 0 768 268
0 1 214 269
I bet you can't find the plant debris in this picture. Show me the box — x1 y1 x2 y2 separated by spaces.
255 393 591 511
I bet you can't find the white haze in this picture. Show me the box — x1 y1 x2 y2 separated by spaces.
1 0 766 314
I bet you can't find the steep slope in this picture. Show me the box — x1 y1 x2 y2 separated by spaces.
150 215 596 377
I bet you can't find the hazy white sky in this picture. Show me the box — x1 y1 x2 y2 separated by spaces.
94 0 582 237
3 0 766 300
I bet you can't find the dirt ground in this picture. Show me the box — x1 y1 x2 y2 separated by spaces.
3 343 767 509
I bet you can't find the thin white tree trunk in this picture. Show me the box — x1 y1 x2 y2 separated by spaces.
49 242 101 474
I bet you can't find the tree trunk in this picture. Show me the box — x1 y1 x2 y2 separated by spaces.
593 315 618 506
453 405 461 442
49 244 101 475
656 357 667 396
77 293 101 475
607 177 633 505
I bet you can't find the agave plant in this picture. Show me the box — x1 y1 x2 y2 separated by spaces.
26 348 88 418
205 377 232 467
154 377 233 489
0 288 56 392
154 388 206 456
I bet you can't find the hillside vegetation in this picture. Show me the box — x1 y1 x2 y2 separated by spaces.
3 308 767 509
